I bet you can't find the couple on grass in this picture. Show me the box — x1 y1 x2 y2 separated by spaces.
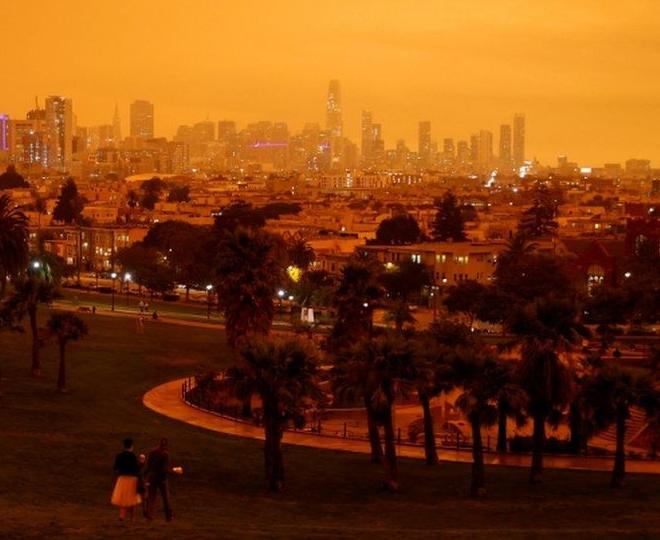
111 437 179 522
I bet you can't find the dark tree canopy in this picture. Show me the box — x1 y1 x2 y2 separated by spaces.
0 165 29 190
53 178 84 224
432 192 467 242
375 214 423 245
167 185 191 203
140 177 167 210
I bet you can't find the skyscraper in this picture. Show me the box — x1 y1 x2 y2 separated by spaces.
361 111 373 163
45 95 73 169
0 114 8 152
513 113 525 166
478 129 493 167
418 121 431 167
130 100 154 139
326 80 342 139
112 104 122 146
499 124 512 166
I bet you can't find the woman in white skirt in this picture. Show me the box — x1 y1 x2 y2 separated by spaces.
111 438 142 521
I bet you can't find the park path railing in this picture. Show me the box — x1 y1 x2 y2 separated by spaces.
180 376 659 460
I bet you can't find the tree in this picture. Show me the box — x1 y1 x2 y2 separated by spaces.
452 346 506 497
225 337 322 491
46 312 88 392
443 280 487 328
380 260 430 304
493 361 528 452
140 177 166 210
167 185 190 203
411 331 456 465
286 237 315 271
214 201 266 232
509 295 588 483
143 221 212 299
330 258 383 350
53 178 84 224
7 257 59 376
116 243 175 297
215 227 285 349
375 214 423 245
582 366 659 487
292 269 334 308
0 194 29 297
432 192 466 242
333 335 415 491
0 165 29 189
495 239 574 304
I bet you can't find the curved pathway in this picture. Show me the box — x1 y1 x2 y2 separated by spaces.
144 378 660 475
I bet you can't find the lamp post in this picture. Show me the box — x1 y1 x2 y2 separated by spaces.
111 272 117 312
277 289 285 313
124 272 132 307
206 284 213 319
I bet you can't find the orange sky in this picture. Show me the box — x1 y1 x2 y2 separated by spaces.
4 1 660 165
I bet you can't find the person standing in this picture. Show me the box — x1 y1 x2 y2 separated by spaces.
111 438 142 521
144 438 175 521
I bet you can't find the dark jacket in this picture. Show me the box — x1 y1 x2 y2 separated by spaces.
145 447 170 483
113 450 140 477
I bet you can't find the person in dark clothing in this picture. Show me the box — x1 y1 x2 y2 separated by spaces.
111 438 142 521
144 438 175 521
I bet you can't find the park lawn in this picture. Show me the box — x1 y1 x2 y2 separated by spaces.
0 311 659 539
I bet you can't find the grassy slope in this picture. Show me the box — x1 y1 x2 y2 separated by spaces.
0 311 658 539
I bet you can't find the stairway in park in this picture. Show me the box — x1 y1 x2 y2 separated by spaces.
589 407 650 452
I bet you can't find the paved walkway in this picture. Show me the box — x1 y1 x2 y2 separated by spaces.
143 379 660 475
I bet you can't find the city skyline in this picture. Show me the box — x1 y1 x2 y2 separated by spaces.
3 1 660 165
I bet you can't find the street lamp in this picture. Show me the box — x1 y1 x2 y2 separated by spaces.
277 289 285 313
206 284 213 319
124 272 132 307
111 272 117 312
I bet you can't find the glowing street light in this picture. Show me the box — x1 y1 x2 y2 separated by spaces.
624 272 632 279
111 272 118 312
206 284 213 319
124 273 132 307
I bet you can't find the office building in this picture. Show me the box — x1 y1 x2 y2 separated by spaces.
129 100 154 139
45 95 73 169
513 113 525 166
418 121 431 168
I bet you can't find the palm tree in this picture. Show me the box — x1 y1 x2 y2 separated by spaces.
46 312 88 392
411 331 457 465
509 295 589 483
330 258 382 350
452 346 505 497
493 361 528 452
0 194 29 297
582 365 659 487
224 337 322 492
215 227 286 349
334 335 414 491
332 341 384 465
385 299 415 335
7 258 58 376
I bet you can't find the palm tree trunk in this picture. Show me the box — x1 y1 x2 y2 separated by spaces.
470 414 486 497
530 412 545 484
28 303 40 377
381 404 399 492
264 408 284 492
419 392 438 465
611 412 626 488
57 340 66 392
568 403 582 455
496 407 508 452
0 270 6 298
364 397 383 464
